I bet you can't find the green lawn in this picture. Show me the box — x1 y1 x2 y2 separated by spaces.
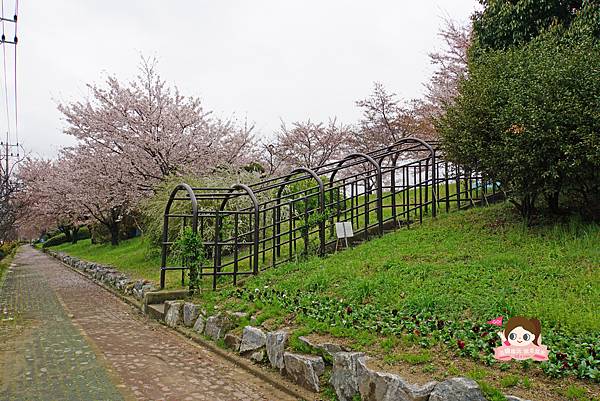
51 203 600 335
51 183 472 290
203 203 599 334
51 237 182 287
0 251 15 287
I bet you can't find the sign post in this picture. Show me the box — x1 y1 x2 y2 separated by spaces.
335 221 354 252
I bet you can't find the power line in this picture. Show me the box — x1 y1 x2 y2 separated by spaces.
13 0 17 146
0 0 19 189
1 0 12 142
0 0 17 144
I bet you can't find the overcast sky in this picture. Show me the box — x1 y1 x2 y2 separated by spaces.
5 0 479 159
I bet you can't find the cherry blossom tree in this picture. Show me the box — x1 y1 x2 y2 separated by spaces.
22 58 259 245
60 146 135 246
353 21 470 147
15 158 53 239
259 141 287 176
261 118 353 172
16 157 89 242
0 148 27 241
58 58 256 194
353 82 418 151
402 20 471 142
422 19 471 118
17 150 135 246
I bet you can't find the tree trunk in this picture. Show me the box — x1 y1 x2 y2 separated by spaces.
71 227 80 244
546 191 560 214
109 222 119 246
59 226 73 242
520 193 538 223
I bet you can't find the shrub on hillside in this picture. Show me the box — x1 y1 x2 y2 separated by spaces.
470 0 599 55
43 227 91 248
0 241 18 260
285 175 341 217
438 25 600 219
42 233 68 248
89 216 140 244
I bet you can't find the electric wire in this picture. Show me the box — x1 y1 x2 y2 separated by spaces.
13 0 17 147
0 0 12 143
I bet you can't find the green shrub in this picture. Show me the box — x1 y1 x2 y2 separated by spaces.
88 216 138 244
438 24 600 219
42 233 68 248
43 227 91 248
77 226 91 241
0 241 19 259
171 226 206 291
471 0 599 55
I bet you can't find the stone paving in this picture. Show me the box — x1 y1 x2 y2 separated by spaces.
0 248 126 400
0 247 298 401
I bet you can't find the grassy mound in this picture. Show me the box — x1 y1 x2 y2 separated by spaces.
50 237 169 284
206 203 599 334
194 203 599 393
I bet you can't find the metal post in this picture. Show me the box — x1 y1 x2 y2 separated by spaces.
213 210 220 290
233 212 239 285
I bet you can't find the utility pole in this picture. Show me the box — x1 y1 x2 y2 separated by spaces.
1 131 19 189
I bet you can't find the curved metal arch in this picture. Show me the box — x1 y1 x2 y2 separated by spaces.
328 152 380 183
376 138 437 218
160 183 198 289
377 137 435 163
219 183 260 212
164 183 199 229
274 167 326 257
214 184 261 285
275 167 324 201
328 152 384 236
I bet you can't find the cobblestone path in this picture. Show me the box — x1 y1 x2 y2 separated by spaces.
0 247 297 401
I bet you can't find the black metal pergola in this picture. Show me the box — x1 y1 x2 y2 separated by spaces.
160 137 497 290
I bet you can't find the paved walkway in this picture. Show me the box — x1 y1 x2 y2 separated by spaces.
0 246 297 401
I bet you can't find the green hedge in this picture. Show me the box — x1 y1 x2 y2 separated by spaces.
42 227 91 248
0 241 18 260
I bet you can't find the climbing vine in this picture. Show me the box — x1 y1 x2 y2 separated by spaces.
171 226 206 292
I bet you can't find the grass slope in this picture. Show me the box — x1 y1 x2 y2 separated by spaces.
0 250 16 287
194 203 599 399
207 203 599 334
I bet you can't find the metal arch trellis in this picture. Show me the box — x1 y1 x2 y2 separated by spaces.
274 167 326 258
159 137 498 290
160 183 198 289
215 183 260 290
370 137 437 224
326 152 384 236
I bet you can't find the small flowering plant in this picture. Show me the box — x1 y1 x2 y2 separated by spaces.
223 286 600 382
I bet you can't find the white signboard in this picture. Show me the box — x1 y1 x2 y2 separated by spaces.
335 222 354 239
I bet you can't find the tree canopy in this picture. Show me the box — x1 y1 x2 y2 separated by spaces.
472 0 600 55
439 5 600 218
